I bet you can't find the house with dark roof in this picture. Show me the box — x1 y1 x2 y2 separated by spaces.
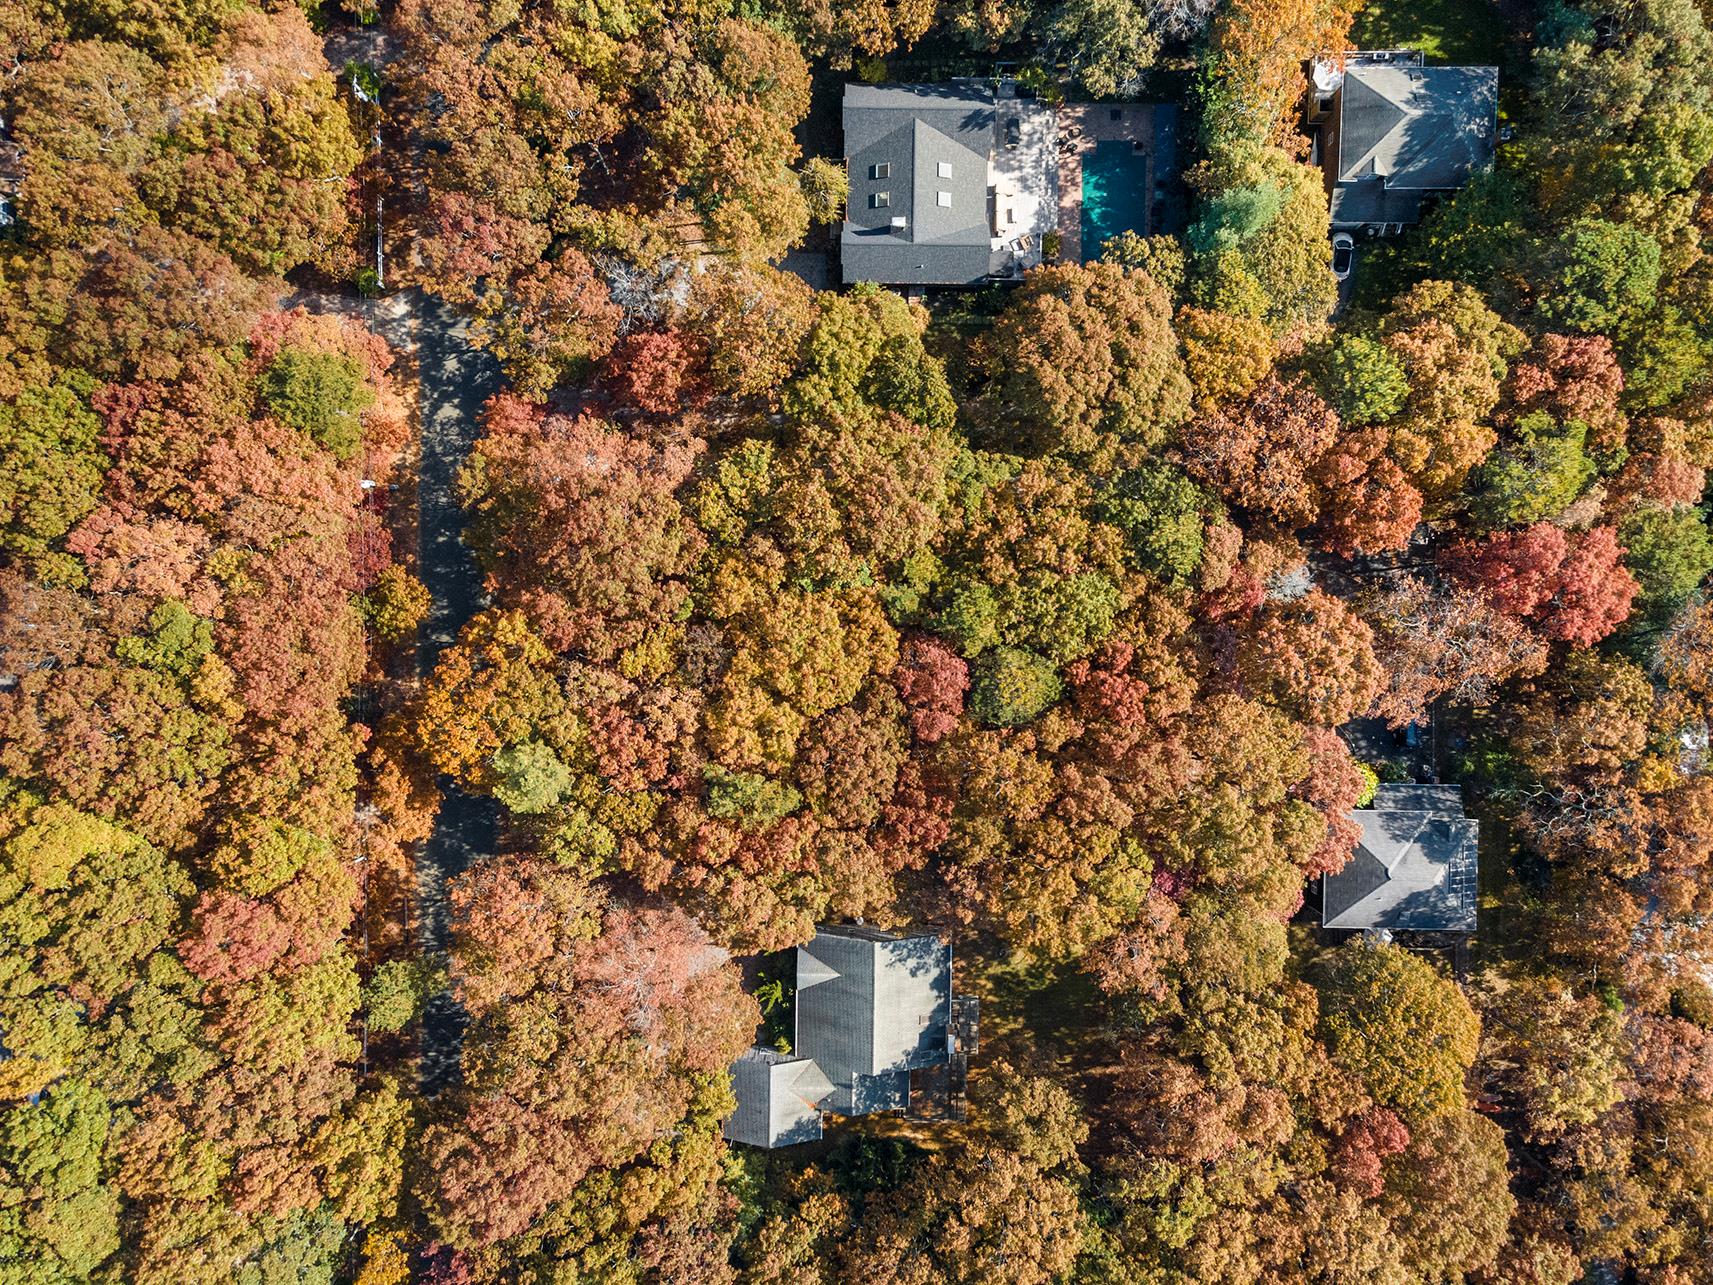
1323 784 1479 932
842 82 1058 287
723 924 962 1148
1308 51 1498 234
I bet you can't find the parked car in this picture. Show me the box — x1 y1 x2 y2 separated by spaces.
1331 232 1355 280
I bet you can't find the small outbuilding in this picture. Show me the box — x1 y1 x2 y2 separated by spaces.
1323 784 1479 932
723 1049 835 1150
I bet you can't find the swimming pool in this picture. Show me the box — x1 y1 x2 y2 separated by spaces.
1081 139 1150 261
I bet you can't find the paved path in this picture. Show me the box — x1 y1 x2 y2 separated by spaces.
300 22 495 1095
284 284 497 1090
395 289 502 1095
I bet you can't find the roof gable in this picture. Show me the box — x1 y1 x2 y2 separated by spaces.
793 926 952 1106
1336 64 1498 191
907 117 989 243
724 1050 829 1148
1323 785 1479 931
842 82 998 284
1338 73 1410 180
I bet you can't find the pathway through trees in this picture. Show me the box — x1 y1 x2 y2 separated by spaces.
398 289 502 1093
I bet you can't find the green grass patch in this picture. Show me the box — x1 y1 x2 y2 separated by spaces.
1350 0 1507 66
964 946 1112 1071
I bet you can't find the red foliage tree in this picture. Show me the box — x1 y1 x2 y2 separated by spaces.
1296 725 1366 876
423 879 755 1248
1176 376 1340 527
460 399 704 660
1444 523 1637 647
893 635 969 743
602 329 710 417
1332 1107 1411 1199
415 192 552 305
1504 332 1626 457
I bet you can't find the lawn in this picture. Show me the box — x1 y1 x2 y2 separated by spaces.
1350 0 1509 66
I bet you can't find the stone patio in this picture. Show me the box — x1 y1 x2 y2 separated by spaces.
1055 102 1160 264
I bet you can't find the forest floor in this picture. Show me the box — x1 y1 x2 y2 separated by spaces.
1349 0 1510 64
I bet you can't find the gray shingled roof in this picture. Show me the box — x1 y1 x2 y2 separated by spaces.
723 1049 833 1149
724 925 955 1146
1329 63 1496 229
794 925 952 1115
842 83 996 286
1323 784 1478 931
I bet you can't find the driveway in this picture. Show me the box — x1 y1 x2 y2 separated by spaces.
399 289 502 1095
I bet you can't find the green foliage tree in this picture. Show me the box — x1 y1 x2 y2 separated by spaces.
491 740 576 815
1618 505 1713 623
362 958 449 1035
1100 461 1219 587
799 156 849 225
1044 0 1161 98
1537 219 1662 335
1467 413 1597 528
360 567 432 643
1315 334 1409 424
969 647 1062 727
0 373 106 586
704 765 804 829
1187 144 1337 334
262 347 376 460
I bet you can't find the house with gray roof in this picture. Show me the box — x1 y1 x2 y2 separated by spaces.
842 82 1058 287
724 1049 834 1149
1308 51 1498 233
1323 784 1479 932
722 924 958 1148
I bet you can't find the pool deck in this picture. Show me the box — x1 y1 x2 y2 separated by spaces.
1056 103 1159 264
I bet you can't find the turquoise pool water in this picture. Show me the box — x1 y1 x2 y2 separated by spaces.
1081 139 1150 260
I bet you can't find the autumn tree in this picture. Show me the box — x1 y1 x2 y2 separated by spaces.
975 261 1192 456
1359 575 1547 727
1237 589 1383 725
1444 523 1638 646
421 884 755 1248
835 1143 1087 1285
1378 281 1523 499
460 399 702 662
1176 374 1340 527
1314 941 1480 1122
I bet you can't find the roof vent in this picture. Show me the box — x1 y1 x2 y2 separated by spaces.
890 216 908 230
